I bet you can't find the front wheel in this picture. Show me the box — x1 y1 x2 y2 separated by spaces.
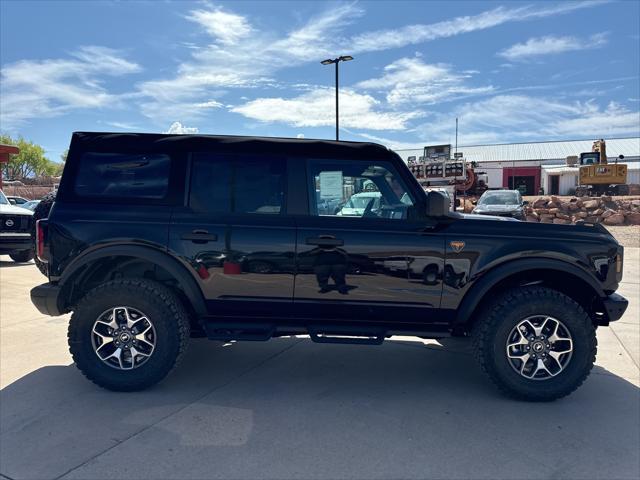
473 286 596 401
68 279 190 391
9 250 34 263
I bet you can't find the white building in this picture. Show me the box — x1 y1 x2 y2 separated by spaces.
395 137 640 195
540 162 640 195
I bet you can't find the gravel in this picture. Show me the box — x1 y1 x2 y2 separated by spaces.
605 225 640 248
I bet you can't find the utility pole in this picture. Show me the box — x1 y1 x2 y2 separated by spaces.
453 118 458 211
455 117 458 155
335 60 339 141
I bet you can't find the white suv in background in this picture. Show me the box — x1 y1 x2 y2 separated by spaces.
0 189 34 263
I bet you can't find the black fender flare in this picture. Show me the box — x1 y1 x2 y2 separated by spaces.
59 245 207 316
453 258 604 328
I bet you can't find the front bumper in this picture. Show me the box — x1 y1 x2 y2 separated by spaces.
31 282 64 316
0 233 32 252
602 293 628 323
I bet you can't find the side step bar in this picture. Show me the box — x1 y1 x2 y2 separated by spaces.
205 322 276 342
308 326 386 345
204 322 388 345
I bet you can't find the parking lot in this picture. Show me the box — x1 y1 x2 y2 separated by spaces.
0 228 638 480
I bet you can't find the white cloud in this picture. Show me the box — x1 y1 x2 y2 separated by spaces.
0 46 140 129
549 101 640 137
416 95 640 144
346 130 425 150
137 3 364 123
231 88 423 130
0 1 613 131
105 121 140 130
194 100 224 109
499 33 608 60
357 57 493 105
296 133 305 139
186 7 252 45
349 1 607 52
138 1 603 124
164 121 199 134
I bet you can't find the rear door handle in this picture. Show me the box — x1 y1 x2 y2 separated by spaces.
306 236 344 247
181 230 218 243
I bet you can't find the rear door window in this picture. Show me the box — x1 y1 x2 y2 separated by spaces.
189 154 286 215
74 152 170 199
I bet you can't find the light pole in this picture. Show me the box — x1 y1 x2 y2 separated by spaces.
321 55 353 141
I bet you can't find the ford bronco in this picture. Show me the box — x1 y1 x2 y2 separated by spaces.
31 132 628 400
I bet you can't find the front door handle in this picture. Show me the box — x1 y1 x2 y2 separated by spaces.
181 230 218 243
306 236 344 247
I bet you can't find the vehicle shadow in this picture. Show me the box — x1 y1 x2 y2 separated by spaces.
1 337 639 480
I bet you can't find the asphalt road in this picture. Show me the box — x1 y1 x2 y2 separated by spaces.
1 247 638 480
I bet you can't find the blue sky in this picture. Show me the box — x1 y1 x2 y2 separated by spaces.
1 0 639 162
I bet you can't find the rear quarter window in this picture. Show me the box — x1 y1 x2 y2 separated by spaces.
74 152 170 199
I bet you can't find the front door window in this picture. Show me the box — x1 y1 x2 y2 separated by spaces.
309 160 414 220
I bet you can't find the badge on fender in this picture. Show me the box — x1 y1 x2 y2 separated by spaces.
450 240 465 253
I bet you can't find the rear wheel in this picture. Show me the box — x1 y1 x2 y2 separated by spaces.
473 286 596 401
68 279 190 391
9 250 34 263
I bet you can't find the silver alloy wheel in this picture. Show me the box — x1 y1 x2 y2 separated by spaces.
91 306 156 370
506 315 573 380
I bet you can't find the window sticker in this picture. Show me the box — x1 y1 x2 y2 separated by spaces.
319 171 343 199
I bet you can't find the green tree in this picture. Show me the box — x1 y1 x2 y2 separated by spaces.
56 149 68 176
0 134 61 179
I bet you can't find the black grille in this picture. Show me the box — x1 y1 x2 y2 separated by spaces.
0 215 31 233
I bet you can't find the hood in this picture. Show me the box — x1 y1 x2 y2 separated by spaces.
337 208 365 216
0 203 34 216
459 212 519 222
473 204 521 213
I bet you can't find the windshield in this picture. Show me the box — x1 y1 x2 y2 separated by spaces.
478 191 520 205
0 191 8 205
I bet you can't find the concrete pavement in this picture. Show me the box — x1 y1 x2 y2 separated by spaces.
1 247 638 480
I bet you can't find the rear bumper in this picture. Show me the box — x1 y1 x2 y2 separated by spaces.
31 282 64 316
602 293 628 323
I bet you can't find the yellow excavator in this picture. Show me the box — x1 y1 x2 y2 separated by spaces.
574 139 628 196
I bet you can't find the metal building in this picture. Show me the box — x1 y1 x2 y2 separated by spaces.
395 137 640 195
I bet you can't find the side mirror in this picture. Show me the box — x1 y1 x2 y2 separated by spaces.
8 198 16 205
472 200 478 205
619 155 624 160
425 191 450 217
523 200 529 206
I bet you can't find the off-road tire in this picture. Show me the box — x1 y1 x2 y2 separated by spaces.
68 279 190 391
9 250 34 263
32 191 56 276
472 286 596 401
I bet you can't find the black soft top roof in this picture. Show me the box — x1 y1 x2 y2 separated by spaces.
70 132 393 160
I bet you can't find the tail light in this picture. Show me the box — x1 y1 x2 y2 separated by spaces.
615 247 624 282
36 219 49 262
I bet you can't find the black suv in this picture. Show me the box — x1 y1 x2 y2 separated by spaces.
31 132 628 400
